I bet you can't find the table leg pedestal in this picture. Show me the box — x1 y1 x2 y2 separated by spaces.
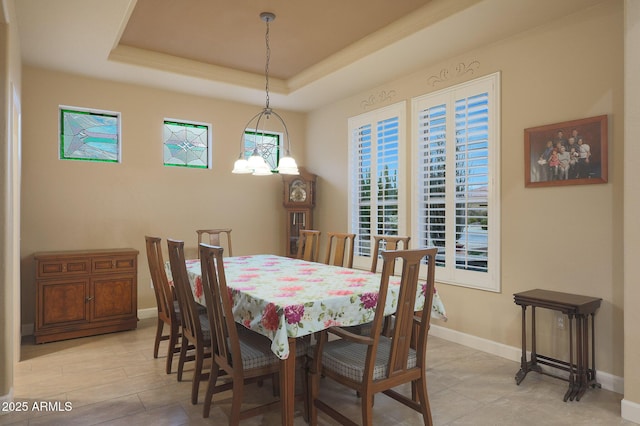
516 305 542 385
573 314 602 401
515 309 601 402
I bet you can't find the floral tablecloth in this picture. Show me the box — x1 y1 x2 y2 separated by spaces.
166 254 447 360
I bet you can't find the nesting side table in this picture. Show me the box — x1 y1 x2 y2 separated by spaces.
513 289 601 401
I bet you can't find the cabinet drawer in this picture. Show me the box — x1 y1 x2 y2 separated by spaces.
92 255 137 274
36 258 90 278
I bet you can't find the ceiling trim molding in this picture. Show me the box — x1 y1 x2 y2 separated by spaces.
288 0 482 91
110 0 138 51
108 45 290 94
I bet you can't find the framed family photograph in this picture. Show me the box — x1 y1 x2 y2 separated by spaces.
524 115 608 188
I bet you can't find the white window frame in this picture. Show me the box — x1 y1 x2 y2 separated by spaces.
348 101 407 271
411 72 501 292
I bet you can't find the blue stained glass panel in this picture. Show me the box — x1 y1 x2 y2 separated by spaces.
60 108 120 163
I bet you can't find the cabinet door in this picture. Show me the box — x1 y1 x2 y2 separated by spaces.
91 275 136 321
37 279 90 329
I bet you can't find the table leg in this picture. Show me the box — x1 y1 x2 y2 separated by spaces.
576 314 585 400
529 307 541 376
590 313 601 389
576 314 602 400
531 306 537 364
515 305 528 384
564 314 575 402
280 337 296 426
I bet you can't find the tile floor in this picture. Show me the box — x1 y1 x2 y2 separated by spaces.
1 317 632 425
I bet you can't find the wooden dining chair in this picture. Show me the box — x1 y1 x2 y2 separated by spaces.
348 235 411 337
371 234 411 336
199 243 310 422
145 236 182 374
308 247 438 426
196 228 233 257
370 234 411 273
167 238 211 405
297 229 321 262
323 232 356 268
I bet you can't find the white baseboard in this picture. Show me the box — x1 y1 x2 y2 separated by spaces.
17 314 626 397
429 324 624 395
137 308 157 320
622 398 640 424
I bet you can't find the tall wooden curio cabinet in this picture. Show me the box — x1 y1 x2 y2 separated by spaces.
282 167 316 258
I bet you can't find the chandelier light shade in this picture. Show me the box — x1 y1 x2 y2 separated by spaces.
232 12 299 176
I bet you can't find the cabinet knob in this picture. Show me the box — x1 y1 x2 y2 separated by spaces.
85 296 93 302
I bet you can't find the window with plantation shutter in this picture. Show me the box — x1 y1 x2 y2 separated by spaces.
348 102 406 270
412 73 500 292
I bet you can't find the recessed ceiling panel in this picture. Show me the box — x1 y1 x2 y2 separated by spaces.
118 0 432 80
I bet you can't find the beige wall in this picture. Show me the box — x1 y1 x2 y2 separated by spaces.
20 67 306 325
308 1 624 378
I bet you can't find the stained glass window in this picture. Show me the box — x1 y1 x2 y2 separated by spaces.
163 120 212 169
244 130 280 172
60 107 121 163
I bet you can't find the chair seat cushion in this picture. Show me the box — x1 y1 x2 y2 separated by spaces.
343 322 372 335
236 326 309 370
199 313 212 345
313 336 416 382
174 300 207 315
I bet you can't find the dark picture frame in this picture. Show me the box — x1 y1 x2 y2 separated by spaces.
524 115 608 188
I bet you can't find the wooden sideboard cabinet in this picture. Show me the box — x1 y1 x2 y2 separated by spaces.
34 248 139 344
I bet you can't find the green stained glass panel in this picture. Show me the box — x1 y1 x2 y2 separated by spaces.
163 120 211 169
60 108 120 163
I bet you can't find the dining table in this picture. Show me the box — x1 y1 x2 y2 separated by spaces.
166 254 446 425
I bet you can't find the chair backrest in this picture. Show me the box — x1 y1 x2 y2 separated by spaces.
196 229 233 257
199 243 243 374
370 235 411 273
367 248 438 380
145 236 175 324
323 232 356 268
297 230 321 262
167 239 204 344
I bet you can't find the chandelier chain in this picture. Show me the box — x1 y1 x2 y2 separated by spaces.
232 11 298 175
264 18 271 109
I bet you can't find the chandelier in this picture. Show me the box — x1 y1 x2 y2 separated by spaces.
232 12 299 176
